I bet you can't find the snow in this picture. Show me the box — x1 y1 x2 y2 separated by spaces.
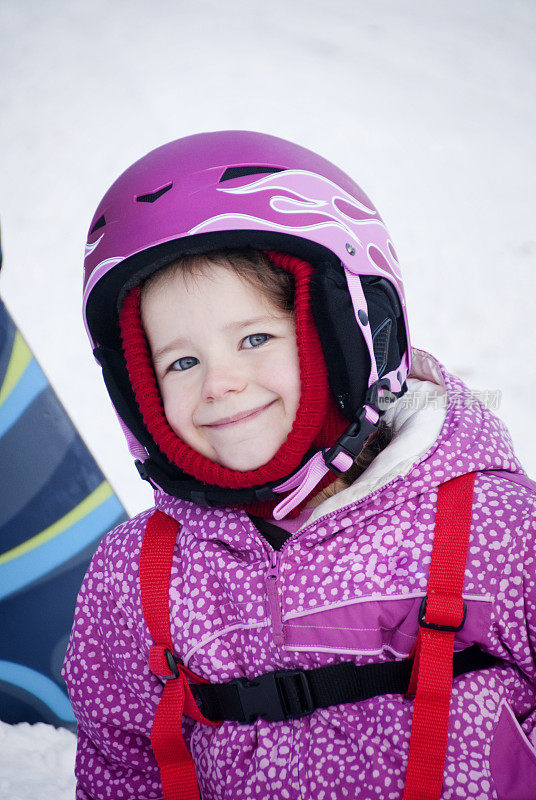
0 0 535 796
0 721 76 799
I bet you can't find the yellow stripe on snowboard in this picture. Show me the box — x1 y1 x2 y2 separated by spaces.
0 331 32 405
0 481 114 565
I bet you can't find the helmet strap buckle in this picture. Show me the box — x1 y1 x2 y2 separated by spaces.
323 408 377 475
323 378 395 475
365 377 397 413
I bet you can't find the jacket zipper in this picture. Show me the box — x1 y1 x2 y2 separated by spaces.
260 472 415 648
265 550 285 646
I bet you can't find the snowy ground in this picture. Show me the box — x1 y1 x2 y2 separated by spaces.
0 720 76 800
0 0 535 796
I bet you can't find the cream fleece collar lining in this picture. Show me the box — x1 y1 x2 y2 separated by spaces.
303 349 449 526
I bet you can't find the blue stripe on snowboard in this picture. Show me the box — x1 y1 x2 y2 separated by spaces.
0 494 124 600
0 358 48 437
0 661 76 723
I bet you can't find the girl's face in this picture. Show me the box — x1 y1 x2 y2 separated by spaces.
141 265 301 471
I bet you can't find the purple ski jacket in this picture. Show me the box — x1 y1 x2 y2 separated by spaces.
63 349 536 800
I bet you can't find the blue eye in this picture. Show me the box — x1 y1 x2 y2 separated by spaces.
170 356 199 371
242 333 271 349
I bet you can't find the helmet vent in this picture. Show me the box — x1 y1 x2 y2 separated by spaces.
136 183 173 203
90 215 106 234
220 166 283 182
372 318 392 376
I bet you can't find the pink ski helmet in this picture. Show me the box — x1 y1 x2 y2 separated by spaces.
83 131 411 516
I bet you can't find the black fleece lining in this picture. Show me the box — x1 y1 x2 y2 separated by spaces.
248 516 293 551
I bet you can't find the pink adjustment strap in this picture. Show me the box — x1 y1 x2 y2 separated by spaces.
273 451 329 520
382 350 410 395
343 268 379 386
365 405 380 425
331 451 353 471
114 407 149 461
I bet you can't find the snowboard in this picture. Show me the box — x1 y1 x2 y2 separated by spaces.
0 234 127 727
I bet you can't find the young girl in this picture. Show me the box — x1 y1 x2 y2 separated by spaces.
64 131 536 800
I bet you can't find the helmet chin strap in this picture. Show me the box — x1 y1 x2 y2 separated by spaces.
272 381 391 520
273 341 411 520
273 267 412 520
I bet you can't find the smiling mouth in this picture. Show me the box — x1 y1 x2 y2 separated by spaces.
204 401 277 428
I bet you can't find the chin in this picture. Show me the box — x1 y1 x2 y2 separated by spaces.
219 444 280 472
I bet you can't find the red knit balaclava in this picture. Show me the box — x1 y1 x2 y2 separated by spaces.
119 251 348 516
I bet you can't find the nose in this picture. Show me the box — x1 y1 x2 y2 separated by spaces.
201 358 247 402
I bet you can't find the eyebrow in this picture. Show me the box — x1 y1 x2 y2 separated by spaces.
151 315 287 365
226 315 283 331
151 339 189 365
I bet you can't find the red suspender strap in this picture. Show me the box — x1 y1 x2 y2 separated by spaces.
140 510 220 800
403 472 476 800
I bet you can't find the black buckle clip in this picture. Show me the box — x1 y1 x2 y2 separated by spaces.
323 379 397 476
324 407 378 475
418 597 467 633
135 459 149 480
229 668 315 724
365 378 396 413
164 648 181 678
